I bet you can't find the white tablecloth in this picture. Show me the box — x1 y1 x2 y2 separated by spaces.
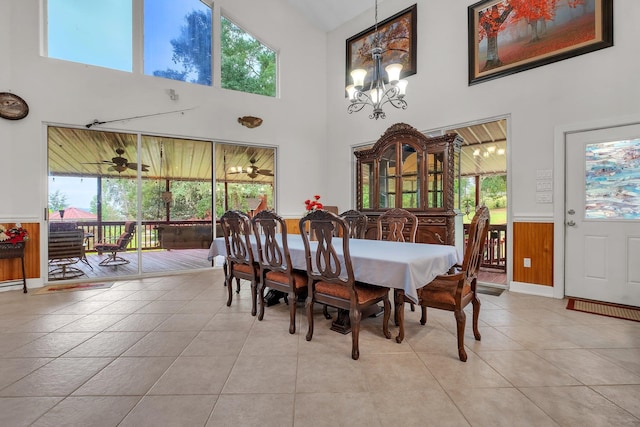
209 234 460 304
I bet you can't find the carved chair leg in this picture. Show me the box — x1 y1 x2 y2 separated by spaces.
472 296 482 341
392 289 402 326
420 306 427 325
288 291 296 334
382 298 391 339
350 307 362 360
250 279 257 317
454 309 467 362
409 302 415 312
395 292 405 343
305 298 314 342
225 276 233 307
235 278 241 294
322 304 331 319
257 281 266 321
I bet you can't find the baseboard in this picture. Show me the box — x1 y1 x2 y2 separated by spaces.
509 281 556 298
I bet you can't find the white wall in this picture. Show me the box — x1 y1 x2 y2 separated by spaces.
0 0 328 225
325 0 640 217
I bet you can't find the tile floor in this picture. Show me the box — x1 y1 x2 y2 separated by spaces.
1 268 639 426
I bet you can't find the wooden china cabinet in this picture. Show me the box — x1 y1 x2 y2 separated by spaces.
354 123 463 245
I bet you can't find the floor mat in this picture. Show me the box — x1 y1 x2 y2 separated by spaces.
566 297 640 322
477 285 505 296
33 282 113 295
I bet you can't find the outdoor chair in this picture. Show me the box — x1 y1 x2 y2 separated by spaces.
94 221 136 267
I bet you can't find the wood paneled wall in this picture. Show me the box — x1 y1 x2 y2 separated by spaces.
0 222 40 282
284 219 302 235
512 222 553 286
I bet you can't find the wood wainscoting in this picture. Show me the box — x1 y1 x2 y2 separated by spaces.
0 222 40 283
513 222 553 286
284 219 303 235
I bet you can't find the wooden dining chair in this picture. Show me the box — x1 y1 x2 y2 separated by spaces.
416 206 490 361
377 208 418 314
299 209 391 360
219 210 259 316
339 209 368 239
376 208 418 243
251 210 307 334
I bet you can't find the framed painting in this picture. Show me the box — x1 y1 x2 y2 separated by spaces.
468 0 613 85
346 4 417 90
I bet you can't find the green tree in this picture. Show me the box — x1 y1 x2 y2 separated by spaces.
48 190 68 212
481 175 507 196
221 17 276 97
153 10 212 85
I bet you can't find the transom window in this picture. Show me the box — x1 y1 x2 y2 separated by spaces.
221 17 276 97
45 1 277 96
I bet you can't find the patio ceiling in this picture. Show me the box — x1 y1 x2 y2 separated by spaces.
447 119 507 177
47 126 275 184
47 120 506 185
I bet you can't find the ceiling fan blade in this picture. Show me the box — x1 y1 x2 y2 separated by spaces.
258 169 273 176
127 162 149 170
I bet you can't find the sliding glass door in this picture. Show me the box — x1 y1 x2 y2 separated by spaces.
47 126 214 281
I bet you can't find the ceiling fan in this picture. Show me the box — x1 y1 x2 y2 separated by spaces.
84 148 149 173
227 158 273 179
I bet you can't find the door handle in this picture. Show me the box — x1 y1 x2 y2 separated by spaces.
567 220 576 227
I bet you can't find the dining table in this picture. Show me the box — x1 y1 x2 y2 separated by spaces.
208 233 460 342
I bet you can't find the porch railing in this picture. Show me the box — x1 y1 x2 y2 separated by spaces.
463 224 506 271
65 220 213 252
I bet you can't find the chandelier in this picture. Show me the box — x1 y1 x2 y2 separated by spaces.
346 0 408 120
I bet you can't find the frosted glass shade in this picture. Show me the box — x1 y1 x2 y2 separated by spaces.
350 69 367 88
385 63 403 83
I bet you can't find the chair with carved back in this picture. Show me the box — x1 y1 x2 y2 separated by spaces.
416 205 490 362
377 208 418 314
339 209 368 239
220 210 259 316
299 209 391 360
94 221 136 267
376 208 418 242
251 210 307 334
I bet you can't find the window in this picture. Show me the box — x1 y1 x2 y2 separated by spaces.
221 17 276 97
144 0 212 85
47 0 133 72
46 1 277 94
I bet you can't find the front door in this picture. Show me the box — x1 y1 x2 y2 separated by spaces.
565 123 640 306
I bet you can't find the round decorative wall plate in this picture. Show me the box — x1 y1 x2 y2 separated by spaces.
0 92 29 120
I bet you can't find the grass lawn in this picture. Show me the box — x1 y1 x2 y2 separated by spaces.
463 207 506 225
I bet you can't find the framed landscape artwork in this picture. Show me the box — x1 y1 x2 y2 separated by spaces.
468 0 613 85
346 4 417 90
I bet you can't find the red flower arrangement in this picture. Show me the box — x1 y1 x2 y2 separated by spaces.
304 194 323 212
0 223 29 244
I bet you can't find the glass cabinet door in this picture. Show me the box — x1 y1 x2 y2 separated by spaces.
427 152 444 208
360 162 373 209
400 144 420 208
378 146 396 208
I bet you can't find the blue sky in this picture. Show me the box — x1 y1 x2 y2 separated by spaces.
49 176 97 211
48 0 208 74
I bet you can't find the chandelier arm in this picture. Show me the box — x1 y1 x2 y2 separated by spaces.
345 0 408 119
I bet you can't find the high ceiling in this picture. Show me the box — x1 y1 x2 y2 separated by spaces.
287 0 382 32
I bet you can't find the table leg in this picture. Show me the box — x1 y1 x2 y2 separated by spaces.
21 256 27 293
329 305 383 335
